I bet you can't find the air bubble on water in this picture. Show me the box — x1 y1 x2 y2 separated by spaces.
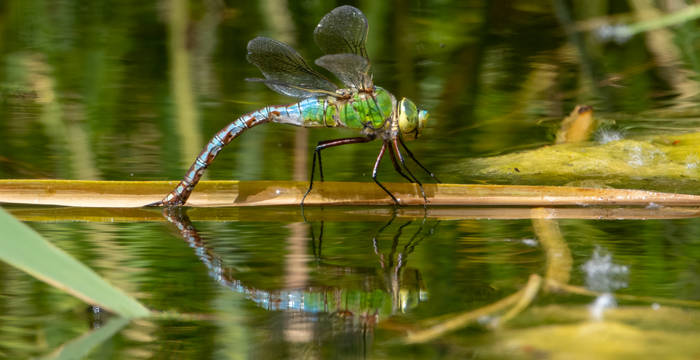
581 246 629 293
626 145 645 167
624 145 665 168
582 248 624 321
595 129 624 144
589 293 617 321
521 238 538 247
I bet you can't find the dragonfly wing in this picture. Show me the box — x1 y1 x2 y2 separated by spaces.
246 36 338 98
314 6 373 89
314 6 369 58
315 54 372 90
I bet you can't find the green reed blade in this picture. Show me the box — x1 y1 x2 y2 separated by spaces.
41 317 130 360
0 207 150 318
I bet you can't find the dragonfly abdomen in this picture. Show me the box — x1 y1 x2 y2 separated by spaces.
156 109 273 206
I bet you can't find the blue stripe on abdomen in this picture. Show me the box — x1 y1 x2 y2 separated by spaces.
160 110 272 205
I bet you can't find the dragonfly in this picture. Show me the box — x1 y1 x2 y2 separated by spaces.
152 5 439 207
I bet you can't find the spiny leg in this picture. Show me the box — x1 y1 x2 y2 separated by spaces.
372 142 400 205
317 146 324 181
391 138 420 183
387 143 415 184
302 136 374 206
398 136 441 183
391 138 427 203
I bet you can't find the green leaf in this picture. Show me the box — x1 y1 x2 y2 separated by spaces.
42 317 130 360
0 207 150 318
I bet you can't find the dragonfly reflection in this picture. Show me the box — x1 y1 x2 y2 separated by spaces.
162 208 435 318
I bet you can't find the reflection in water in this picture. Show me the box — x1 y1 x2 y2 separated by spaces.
581 246 629 321
582 246 629 293
162 208 435 331
370 217 434 314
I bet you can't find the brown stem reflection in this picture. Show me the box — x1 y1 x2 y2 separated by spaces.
406 207 574 343
404 207 700 344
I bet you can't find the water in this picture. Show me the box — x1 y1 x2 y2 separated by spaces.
2 1 700 358
4 208 700 358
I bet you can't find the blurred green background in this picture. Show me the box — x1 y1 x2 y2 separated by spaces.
3 0 700 358
3 0 699 185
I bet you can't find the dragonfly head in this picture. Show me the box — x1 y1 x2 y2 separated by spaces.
397 98 429 140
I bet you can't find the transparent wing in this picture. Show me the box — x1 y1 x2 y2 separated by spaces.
314 6 369 58
313 6 373 90
246 36 338 98
315 54 371 90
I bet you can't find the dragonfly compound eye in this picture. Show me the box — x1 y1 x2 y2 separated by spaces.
398 98 419 137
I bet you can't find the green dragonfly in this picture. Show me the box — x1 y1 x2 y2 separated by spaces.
153 5 439 207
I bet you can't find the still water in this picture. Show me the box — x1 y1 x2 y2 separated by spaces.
4 206 700 358
2 0 700 358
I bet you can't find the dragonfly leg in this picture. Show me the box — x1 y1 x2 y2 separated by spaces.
387 144 415 184
391 138 427 203
372 142 400 205
317 147 324 181
398 136 441 183
302 136 374 206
